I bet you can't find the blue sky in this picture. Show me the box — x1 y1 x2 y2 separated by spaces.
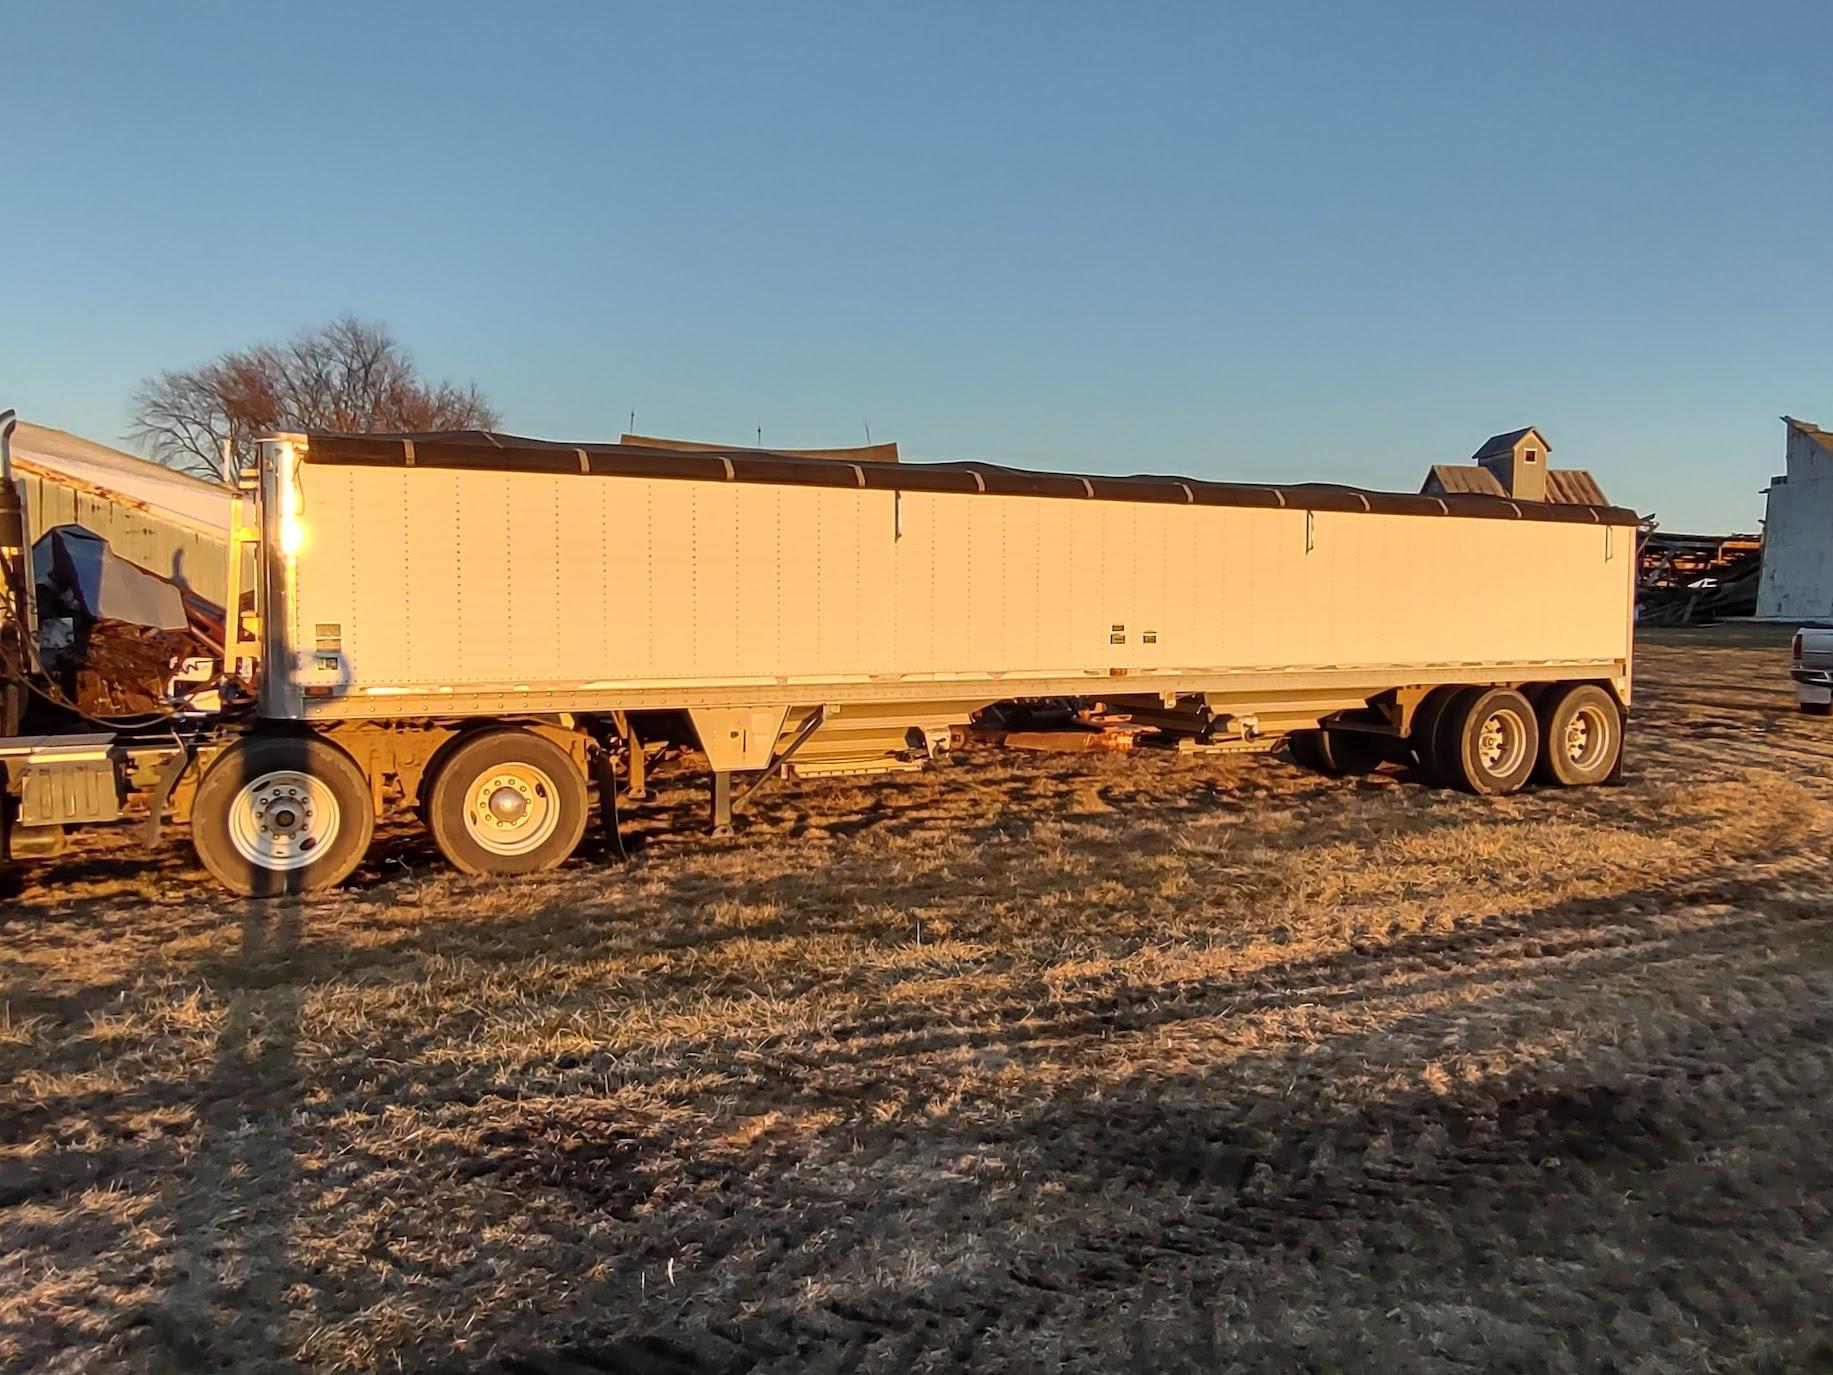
4 1 1829 532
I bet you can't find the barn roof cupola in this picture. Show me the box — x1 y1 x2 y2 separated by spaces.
1419 427 1609 505
1472 427 1550 502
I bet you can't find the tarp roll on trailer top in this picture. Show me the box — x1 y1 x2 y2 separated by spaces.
619 432 899 464
290 429 1638 527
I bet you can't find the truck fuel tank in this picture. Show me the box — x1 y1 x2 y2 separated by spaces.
0 734 126 829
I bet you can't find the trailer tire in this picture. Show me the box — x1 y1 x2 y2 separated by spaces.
1435 687 1539 795
192 734 374 897
1289 728 1388 776
1321 729 1387 774
1533 683 1622 786
1287 730 1328 772
1408 687 1462 785
425 729 589 877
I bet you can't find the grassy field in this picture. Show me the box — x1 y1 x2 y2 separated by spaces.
4 625 1832 1373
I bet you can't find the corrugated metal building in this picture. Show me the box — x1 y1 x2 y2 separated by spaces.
9 422 233 605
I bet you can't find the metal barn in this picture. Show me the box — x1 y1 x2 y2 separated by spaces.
8 422 233 606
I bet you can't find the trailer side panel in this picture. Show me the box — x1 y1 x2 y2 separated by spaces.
268 455 1634 717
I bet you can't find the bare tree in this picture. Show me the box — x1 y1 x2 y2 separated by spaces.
129 316 500 480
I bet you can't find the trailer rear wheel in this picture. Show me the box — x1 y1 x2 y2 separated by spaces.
1435 687 1539 795
1408 686 1462 784
1293 728 1389 776
1287 730 1328 772
192 734 374 897
425 729 588 876
1533 683 1622 786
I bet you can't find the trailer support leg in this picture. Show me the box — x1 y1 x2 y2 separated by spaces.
734 705 828 808
709 771 734 838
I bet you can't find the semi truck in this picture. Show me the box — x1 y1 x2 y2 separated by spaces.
0 409 1639 897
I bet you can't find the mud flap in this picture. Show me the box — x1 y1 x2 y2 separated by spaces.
141 746 193 849
589 751 628 863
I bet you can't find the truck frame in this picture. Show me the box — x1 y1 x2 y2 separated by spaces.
1 413 1639 897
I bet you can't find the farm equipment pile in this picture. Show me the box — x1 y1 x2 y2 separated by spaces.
1636 527 1763 627
31 525 227 717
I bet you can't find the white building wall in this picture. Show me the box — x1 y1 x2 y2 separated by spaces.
1757 425 1833 619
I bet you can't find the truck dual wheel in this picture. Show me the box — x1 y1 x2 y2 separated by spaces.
424 729 589 876
1533 682 1623 786
191 734 375 897
1433 686 1540 795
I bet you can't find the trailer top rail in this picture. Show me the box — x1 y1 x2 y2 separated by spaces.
285 429 1639 527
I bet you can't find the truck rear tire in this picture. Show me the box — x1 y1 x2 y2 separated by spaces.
192 734 375 897
1434 686 1539 795
1533 683 1622 786
424 729 589 876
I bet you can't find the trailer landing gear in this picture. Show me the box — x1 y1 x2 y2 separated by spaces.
701 707 829 838
709 772 735 838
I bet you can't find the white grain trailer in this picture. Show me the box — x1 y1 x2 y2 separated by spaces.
1 422 1638 897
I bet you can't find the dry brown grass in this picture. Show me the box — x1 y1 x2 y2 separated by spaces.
5 624 1833 1372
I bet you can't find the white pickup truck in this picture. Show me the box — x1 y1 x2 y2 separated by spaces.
1790 626 1833 714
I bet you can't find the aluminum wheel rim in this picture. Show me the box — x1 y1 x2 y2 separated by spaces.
1476 708 1529 778
465 765 560 856
228 769 340 872
1563 705 1610 769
